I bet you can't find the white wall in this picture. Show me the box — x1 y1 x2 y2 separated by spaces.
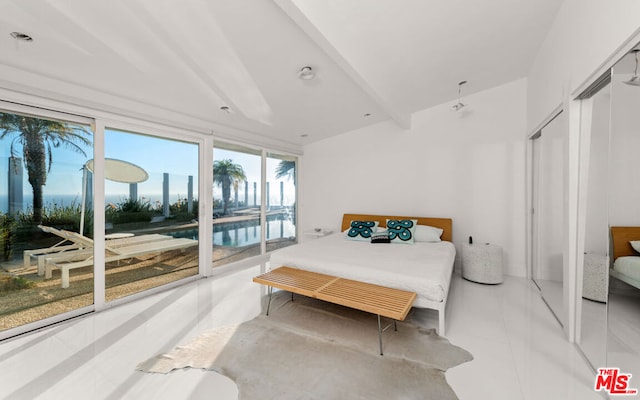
300 79 527 277
527 0 640 133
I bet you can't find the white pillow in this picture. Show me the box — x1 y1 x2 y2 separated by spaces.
414 225 443 242
630 240 640 254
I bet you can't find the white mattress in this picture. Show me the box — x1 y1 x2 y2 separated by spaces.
613 256 640 283
269 232 456 306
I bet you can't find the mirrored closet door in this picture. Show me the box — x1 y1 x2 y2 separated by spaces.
607 47 640 378
577 79 610 370
531 111 566 325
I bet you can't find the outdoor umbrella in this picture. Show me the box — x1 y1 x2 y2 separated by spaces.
80 158 148 235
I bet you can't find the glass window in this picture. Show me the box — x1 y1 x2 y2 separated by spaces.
104 128 199 301
266 153 297 252
213 143 261 267
0 109 93 332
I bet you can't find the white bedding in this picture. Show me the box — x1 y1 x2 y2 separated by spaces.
269 232 456 307
613 256 640 284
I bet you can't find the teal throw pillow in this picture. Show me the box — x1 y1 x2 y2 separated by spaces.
346 220 379 241
386 219 418 244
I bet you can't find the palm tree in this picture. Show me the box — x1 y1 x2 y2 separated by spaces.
275 160 296 182
0 112 92 225
213 159 246 215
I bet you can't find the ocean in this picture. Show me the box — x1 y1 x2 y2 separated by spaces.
0 193 189 213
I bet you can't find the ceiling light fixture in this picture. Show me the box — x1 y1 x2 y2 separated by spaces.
10 32 33 42
452 81 467 111
298 66 315 80
624 50 640 86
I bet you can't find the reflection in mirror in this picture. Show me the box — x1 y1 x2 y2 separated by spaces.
531 111 566 325
578 83 610 370
608 48 640 379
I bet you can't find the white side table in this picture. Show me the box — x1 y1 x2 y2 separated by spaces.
462 243 504 284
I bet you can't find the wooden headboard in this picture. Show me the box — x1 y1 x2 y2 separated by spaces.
341 213 453 242
611 226 640 261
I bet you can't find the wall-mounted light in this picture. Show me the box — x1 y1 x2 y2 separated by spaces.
452 81 467 111
10 32 33 42
624 50 640 86
298 66 315 80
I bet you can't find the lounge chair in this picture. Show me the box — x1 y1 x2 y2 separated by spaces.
26 226 174 276
34 226 198 288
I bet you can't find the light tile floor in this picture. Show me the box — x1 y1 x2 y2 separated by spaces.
0 265 606 400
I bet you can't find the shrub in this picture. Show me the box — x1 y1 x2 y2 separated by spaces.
169 197 198 221
0 213 17 261
0 275 36 293
106 198 155 224
14 202 93 238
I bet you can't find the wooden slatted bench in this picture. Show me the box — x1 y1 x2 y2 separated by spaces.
253 266 417 355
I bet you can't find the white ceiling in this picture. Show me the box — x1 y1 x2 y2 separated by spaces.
0 0 563 149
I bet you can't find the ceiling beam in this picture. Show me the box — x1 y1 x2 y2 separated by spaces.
273 0 412 130
125 1 235 113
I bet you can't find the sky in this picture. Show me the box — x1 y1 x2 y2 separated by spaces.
0 123 295 212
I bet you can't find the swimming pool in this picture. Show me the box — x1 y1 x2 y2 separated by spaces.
169 217 296 247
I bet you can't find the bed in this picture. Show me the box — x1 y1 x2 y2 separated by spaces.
269 213 455 335
610 226 640 290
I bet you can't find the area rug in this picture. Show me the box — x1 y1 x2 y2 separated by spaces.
136 292 473 399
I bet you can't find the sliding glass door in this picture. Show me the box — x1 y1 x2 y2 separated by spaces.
1 105 298 337
212 143 262 267
266 153 297 252
103 128 199 302
0 108 94 334
212 143 298 267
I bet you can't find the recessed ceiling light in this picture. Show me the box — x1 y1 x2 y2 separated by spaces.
298 66 315 80
220 106 231 113
300 134 309 138
10 32 33 42
363 113 371 117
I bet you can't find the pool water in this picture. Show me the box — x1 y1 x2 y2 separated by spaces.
169 218 296 247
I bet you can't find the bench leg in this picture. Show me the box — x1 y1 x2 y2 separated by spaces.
377 316 399 356
266 286 273 316
378 315 383 356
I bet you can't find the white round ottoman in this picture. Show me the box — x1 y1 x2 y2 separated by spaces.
462 243 504 284
582 253 608 303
